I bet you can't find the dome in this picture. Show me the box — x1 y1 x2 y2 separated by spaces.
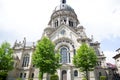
54 3 74 12
77 24 84 29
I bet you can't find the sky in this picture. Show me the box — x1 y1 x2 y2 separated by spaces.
0 0 120 64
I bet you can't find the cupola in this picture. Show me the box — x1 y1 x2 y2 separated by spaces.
48 0 79 28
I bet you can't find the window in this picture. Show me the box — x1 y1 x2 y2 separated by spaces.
95 48 100 56
60 47 67 63
24 73 26 78
31 73 34 78
97 61 101 66
64 19 66 23
62 70 67 80
69 53 70 63
73 49 76 55
55 20 58 27
69 20 73 27
72 45 76 55
60 29 66 35
60 47 70 63
99 72 102 80
74 70 78 77
62 0 66 3
22 54 30 67
20 73 22 78
63 17 66 23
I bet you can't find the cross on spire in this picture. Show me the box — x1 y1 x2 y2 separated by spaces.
61 0 66 4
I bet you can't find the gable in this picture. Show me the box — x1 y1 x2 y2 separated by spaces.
49 25 79 43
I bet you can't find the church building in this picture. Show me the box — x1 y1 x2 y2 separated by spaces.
7 0 107 80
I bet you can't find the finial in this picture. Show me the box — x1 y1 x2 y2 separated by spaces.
61 0 66 4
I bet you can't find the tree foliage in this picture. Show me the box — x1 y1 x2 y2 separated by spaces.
100 76 106 80
50 74 59 80
32 37 61 80
0 42 14 79
73 43 97 80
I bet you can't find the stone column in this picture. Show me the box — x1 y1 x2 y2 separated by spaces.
67 69 71 80
66 17 69 26
58 17 61 26
57 69 61 80
70 66 74 80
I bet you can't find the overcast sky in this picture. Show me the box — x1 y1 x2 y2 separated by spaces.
0 0 120 64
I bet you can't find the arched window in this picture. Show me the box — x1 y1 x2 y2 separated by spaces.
63 17 66 23
74 70 78 77
69 20 73 27
62 70 67 80
60 47 70 63
64 19 66 23
22 54 30 67
55 20 58 27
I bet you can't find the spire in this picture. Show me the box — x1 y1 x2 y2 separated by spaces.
61 0 66 4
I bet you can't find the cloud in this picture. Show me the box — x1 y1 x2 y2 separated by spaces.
0 0 120 42
68 0 120 42
104 50 117 64
0 0 120 64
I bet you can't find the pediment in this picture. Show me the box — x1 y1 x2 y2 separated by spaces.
49 25 79 42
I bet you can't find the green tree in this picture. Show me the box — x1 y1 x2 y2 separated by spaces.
32 37 61 80
0 42 14 79
50 74 59 80
100 76 106 80
73 43 97 80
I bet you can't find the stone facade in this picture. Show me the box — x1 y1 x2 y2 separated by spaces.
7 0 107 80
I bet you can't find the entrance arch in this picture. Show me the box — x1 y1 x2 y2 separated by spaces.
62 70 67 80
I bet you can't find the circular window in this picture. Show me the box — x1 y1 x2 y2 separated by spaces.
61 29 66 35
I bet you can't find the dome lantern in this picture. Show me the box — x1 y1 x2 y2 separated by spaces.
61 0 66 4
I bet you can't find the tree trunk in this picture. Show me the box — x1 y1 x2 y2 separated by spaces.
86 70 89 80
39 71 43 80
47 73 50 80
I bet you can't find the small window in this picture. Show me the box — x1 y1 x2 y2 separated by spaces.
69 20 73 27
99 72 102 76
74 70 78 77
20 73 22 78
32 73 34 78
63 17 66 23
62 0 66 3
60 29 66 35
55 20 58 27
24 73 26 78
73 49 76 55
69 53 70 63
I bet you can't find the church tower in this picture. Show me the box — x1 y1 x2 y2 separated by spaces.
7 0 107 80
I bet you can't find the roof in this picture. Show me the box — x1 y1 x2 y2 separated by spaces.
116 48 120 52
54 3 74 12
106 63 116 69
113 53 120 59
